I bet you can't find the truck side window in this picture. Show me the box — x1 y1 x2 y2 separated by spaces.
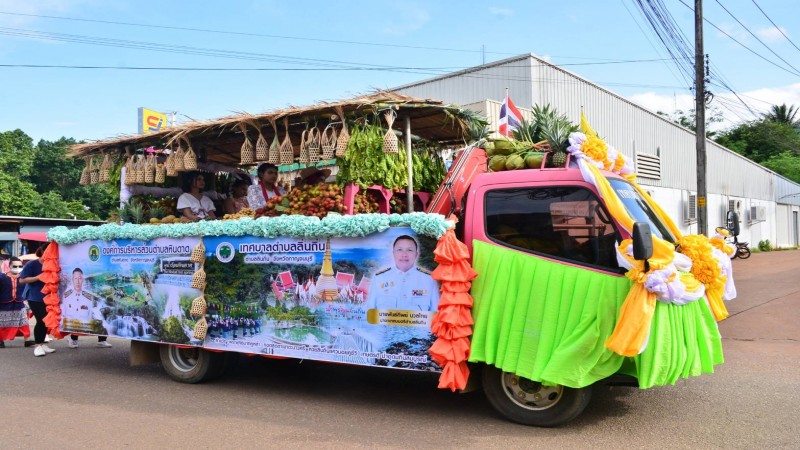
485 187 621 271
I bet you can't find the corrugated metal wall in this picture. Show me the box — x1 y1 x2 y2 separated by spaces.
776 175 800 206
395 54 786 201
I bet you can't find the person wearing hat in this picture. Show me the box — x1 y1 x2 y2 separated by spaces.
295 167 331 188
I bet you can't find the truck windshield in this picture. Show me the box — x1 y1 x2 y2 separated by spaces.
607 179 676 243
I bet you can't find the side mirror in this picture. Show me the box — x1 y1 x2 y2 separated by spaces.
726 211 740 236
632 222 653 261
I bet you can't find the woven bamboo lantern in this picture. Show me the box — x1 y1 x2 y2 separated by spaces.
383 109 399 154
279 117 293 165
193 317 208 340
190 295 207 317
255 121 269 161
320 123 337 160
89 157 100 184
191 266 206 291
165 150 177 177
190 238 205 263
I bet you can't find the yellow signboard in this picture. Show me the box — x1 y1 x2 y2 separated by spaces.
137 107 168 134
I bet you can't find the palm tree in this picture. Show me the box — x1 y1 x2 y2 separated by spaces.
763 104 800 126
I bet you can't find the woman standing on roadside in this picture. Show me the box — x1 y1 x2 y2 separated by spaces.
0 257 34 348
19 245 56 357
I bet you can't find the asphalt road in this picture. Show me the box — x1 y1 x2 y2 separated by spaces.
1 250 798 449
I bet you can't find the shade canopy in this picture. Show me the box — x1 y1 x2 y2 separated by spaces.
16 232 49 242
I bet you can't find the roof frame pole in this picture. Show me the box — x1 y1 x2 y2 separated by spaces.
404 115 414 212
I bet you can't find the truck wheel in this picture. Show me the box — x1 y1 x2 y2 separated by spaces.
481 364 592 427
159 345 225 384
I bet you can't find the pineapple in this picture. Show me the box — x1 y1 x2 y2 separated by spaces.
125 202 146 224
534 104 577 167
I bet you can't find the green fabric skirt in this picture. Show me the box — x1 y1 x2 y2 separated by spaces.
468 240 724 389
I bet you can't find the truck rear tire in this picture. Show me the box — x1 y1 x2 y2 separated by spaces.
481 364 592 427
159 345 226 384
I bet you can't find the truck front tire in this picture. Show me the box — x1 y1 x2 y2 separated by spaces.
481 364 592 427
159 345 226 384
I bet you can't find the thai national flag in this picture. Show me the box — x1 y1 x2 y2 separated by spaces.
499 94 523 136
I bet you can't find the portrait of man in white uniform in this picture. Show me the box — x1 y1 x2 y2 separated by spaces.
366 235 440 311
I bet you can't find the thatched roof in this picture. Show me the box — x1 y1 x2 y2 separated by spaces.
68 91 474 166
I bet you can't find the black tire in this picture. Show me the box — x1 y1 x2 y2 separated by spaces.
481 364 592 427
159 345 226 384
737 246 751 259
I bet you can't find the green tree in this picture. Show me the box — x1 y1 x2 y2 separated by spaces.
657 107 724 138
715 120 800 163
761 152 800 183
763 103 800 126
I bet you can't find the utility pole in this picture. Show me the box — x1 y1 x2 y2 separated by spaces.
695 0 707 235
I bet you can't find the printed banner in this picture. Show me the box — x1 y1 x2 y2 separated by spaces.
59 237 203 344
137 107 168 134
57 227 441 372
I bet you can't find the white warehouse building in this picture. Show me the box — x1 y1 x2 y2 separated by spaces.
393 54 800 248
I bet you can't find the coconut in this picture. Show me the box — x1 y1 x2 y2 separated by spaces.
524 152 545 168
505 154 525 170
488 155 507 172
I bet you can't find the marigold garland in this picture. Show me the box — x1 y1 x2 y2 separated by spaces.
39 243 67 339
581 135 610 169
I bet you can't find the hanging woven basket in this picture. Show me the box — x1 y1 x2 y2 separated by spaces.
335 106 350 157
144 156 155 184
279 117 294 165
320 123 337 160
239 123 255 165
89 157 100 184
255 121 269 161
79 157 91 186
299 129 311 165
99 153 111 183
183 138 198 170
268 118 280 164
134 155 146 184
190 238 206 263
123 155 135 185
190 295 207 317
308 127 321 164
155 163 166 183
383 109 399 154
173 146 186 172
193 317 208 340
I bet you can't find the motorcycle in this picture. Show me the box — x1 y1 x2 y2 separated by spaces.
716 226 751 260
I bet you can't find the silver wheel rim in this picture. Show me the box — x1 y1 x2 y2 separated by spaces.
500 372 563 411
168 346 200 373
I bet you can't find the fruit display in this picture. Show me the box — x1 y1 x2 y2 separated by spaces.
253 183 379 219
222 208 255 220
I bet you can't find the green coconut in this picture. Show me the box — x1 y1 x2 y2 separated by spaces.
488 155 507 172
505 154 525 170
524 152 545 169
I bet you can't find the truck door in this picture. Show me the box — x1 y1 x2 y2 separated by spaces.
468 184 622 273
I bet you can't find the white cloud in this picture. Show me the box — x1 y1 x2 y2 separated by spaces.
488 7 514 17
756 26 787 43
627 83 800 131
716 22 750 45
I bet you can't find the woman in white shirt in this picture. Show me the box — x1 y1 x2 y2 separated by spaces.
177 171 217 221
247 163 286 210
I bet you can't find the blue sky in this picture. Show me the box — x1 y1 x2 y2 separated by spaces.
2 0 800 143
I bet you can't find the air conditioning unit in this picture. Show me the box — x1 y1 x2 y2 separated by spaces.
749 205 766 223
685 193 697 224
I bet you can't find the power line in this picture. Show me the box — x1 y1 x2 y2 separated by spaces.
749 0 800 56
675 0 800 77
712 0 800 76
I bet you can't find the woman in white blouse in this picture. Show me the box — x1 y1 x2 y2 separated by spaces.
247 163 286 210
177 171 217 221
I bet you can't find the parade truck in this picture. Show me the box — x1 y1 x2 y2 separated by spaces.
43 93 735 427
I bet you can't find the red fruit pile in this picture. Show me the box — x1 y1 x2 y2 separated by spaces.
254 183 380 219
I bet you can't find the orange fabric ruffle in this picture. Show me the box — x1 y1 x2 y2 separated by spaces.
40 243 67 339
430 222 478 392
605 282 657 356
